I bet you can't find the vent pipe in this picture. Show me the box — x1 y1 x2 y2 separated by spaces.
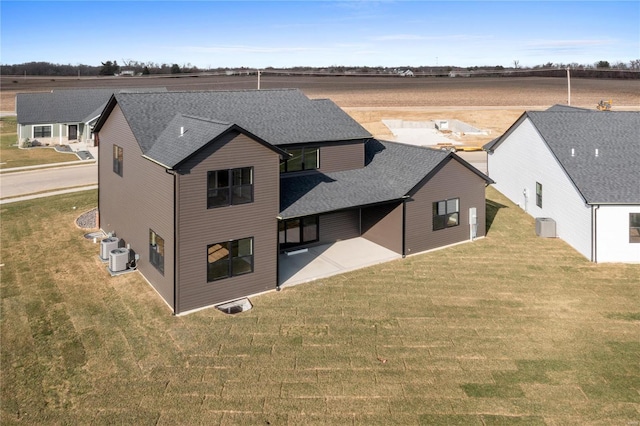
180 126 184 137
595 148 599 157
571 148 575 157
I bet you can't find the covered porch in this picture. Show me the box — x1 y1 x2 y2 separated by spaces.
278 237 402 288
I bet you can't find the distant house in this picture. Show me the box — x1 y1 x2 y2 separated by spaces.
15 88 165 147
94 89 492 314
484 106 640 263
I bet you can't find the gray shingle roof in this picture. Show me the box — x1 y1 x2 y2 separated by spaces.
527 111 640 204
111 89 371 158
279 140 491 218
488 111 640 204
16 87 166 125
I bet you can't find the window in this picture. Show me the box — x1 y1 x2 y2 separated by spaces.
280 147 319 173
33 125 52 138
113 145 123 176
207 237 253 282
536 182 543 208
433 198 460 230
207 167 253 208
149 230 165 274
279 216 319 248
630 213 640 243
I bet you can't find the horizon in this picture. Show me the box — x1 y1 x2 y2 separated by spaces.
1 1 638 69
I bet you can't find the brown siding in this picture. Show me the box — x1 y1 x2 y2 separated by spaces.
97 104 175 309
362 203 403 254
319 141 365 173
405 158 487 255
176 132 280 314
318 210 360 244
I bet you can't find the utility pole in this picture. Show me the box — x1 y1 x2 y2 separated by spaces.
566 66 571 105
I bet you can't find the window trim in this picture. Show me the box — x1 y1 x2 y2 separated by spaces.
113 145 123 176
207 237 254 282
33 125 52 138
149 229 165 275
536 182 543 208
207 167 254 209
630 213 640 244
432 197 460 231
280 147 319 173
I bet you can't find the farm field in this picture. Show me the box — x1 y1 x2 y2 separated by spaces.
3 75 638 148
1 188 639 424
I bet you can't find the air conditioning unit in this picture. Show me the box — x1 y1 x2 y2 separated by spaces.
100 237 120 260
535 217 556 238
109 248 130 272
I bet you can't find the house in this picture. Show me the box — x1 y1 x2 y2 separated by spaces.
484 106 640 263
15 88 165 147
94 89 493 314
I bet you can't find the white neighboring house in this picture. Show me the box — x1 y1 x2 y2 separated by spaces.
484 106 640 263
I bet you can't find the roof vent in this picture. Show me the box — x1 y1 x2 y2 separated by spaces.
180 126 185 137
571 148 575 157
595 148 599 157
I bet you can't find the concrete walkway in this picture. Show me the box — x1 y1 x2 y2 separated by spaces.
278 237 402 288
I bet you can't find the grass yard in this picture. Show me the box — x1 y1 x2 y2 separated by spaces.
1 188 638 425
0 116 78 169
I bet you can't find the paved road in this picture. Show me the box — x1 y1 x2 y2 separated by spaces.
0 163 97 199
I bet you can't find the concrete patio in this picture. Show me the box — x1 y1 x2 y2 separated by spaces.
278 237 402 288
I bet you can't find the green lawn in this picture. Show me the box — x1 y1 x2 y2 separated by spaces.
1 188 639 425
0 116 79 169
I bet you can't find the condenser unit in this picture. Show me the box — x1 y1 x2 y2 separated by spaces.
109 248 130 272
100 237 119 260
535 217 556 238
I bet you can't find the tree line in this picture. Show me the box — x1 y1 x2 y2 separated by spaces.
1 59 639 79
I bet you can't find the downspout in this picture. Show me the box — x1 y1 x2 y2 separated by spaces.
402 199 407 258
592 205 599 263
276 216 282 291
166 169 179 315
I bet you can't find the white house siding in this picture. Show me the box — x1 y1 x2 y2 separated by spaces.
596 205 640 263
487 118 592 259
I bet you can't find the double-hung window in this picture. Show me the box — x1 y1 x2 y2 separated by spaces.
630 213 640 243
207 237 254 282
433 198 460 230
149 230 165 275
207 167 253 208
113 145 123 176
33 125 52 138
280 147 319 173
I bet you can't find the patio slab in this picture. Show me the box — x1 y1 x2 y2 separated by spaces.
279 237 402 288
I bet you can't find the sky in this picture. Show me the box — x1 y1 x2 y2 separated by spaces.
1 1 638 69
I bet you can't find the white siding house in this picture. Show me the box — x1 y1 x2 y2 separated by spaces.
485 107 640 263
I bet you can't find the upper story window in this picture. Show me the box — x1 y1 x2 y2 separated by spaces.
433 198 459 231
536 182 543 208
207 237 254 282
207 167 253 209
149 230 165 275
630 213 640 244
280 147 319 173
33 125 52 138
113 145 123 176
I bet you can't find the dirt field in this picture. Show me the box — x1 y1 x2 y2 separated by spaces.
2 75 638 145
